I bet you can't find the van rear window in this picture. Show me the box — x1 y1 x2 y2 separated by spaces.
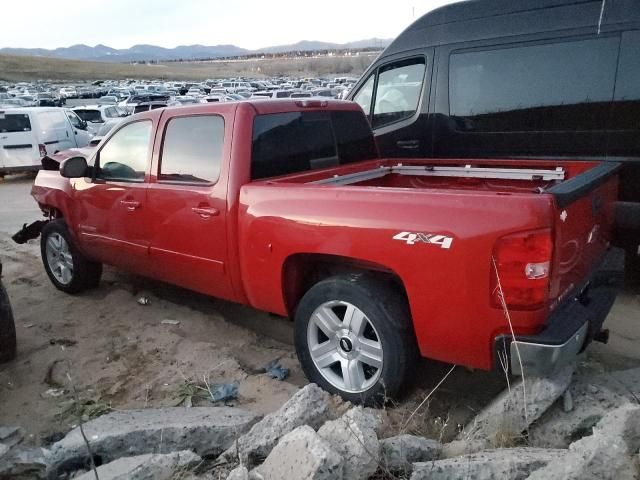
251 110 377 180
0 113 31 133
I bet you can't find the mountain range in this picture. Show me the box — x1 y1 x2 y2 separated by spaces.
0 39 391 63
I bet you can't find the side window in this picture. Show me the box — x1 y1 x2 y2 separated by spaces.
449 36 619 132
610 30 640 131
159 115 224 184
353 74 375 116
97 121 151 181
372 58 426 129
66 112 82 129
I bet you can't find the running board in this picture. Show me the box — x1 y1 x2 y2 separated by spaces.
309 164 565 185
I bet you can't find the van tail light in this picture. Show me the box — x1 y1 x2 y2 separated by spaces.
491 228 553 310
38 144 47 158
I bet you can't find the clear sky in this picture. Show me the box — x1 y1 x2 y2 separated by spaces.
0 0 460 50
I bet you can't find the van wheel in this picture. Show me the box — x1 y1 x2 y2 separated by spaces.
41 220 102 294
0 282 16 363
294 274 417 405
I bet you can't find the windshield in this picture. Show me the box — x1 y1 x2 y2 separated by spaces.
74 110 102 123
0 113 32 132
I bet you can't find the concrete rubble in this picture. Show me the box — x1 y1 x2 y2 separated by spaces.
380 434 441 473
74 450 201 480
47 407 259 477
317 407 379 480
411 447 566 480
253 425 343 480
0 445 49 479
218 383 331 467
527 404 640 480
461 365 574 447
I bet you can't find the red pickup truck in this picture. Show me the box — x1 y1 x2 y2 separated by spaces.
22 99 623 403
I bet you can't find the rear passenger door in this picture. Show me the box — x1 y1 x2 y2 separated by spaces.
352 53 432 157
146 113 234 301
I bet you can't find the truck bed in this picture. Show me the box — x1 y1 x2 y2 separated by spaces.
265 157 607 196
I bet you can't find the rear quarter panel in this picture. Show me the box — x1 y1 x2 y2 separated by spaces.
238 183 555 370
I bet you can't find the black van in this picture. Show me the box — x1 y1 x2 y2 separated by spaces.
347 0 640 276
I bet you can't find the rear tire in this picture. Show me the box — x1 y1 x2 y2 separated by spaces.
294 274 418 405
41 219 102 294
0 282 16 363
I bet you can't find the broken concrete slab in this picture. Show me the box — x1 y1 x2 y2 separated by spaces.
47 407 259 477
380 434 441 474
317 407 379 480
411 447 565 480
440 439 487 458
226 465 250 480
527 405 640 480
530 370 634 448
0 446 49 480
0 425 23 448
75 450 201 480
254 425 342 480
461 365 574 447
218 384 331 467
0 443 9 458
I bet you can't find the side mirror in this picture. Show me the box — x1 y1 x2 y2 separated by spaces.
60 156 88 178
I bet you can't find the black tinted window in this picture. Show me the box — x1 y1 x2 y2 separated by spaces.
251 111 377 180
160 115 224 184
449 37 619 132
373 57 426 128
611 30 640 131
0 113 31 132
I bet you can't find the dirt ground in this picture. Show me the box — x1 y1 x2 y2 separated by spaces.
0 175 638 448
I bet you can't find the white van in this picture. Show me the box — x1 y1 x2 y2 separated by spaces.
0 108 93 175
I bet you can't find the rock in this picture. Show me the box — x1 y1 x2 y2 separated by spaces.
440 439 487 458
74 450 200 480
411 447 565 480
317 407 379 480
380 434 441 473
461 365 574 446
254 425 342 480
527 405 640 480
0 444 9 458
218 384 330 467
227 465 249 480
0 446 49 479
0 425 23 448
47 407 259 477
529 373 631 448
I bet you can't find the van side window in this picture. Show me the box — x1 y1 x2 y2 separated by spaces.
372 58 426 129
449 37 619 132
159 115 224 184
610 30 640 131
353 74 375 116
97 121 151 182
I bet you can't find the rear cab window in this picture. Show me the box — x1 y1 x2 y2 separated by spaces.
251 110 378 180
0 113 31 132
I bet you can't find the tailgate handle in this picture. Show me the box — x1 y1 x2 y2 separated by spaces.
120 200 141 211
397 139 420 150
192 206 219 219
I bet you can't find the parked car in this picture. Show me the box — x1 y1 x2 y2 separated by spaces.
97 96 118 105
72 105 124 124
36 92 64 107
0 107 93 176
347 0 640 280
23 99 622 404
0 260 16 363
87 118 124 146
59 87 77 99
119 94 170 114
133 102 168 114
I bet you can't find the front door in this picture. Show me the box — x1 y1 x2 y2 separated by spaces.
146 113 234 300
72 120 154 274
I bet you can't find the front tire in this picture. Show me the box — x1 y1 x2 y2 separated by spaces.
294 274 417 405
41 220 102 294
0 282 16 363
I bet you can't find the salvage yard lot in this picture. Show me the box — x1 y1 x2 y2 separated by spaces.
0 175 639 446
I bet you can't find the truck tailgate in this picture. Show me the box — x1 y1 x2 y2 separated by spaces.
547 162 621 310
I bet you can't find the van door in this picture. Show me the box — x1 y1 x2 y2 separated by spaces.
65 110 92 147
0 111 39 170
351 53 433 158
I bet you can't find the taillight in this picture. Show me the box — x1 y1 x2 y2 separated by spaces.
38 144 47 158
491 228 553 310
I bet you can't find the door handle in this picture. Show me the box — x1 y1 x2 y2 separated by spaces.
396 139 420 150
192 206 219 219
120 200 141 211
